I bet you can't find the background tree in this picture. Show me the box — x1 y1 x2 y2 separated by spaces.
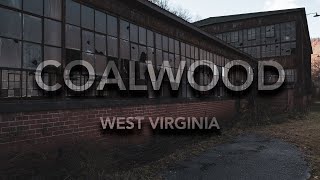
311 38 320 84
148 0 201 22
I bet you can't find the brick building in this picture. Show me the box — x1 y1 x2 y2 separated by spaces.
0 0 311 147
194 8 313 111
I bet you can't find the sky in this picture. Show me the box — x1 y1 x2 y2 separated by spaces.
169 0 320 38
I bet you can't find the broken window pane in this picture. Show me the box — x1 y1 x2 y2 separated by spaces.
266 25 275 38
107 36 118 58
81 5 94 30
95 34 107 56
130 24 138 43
23 42 42 70
95 34 106 56
44 46 61 62
95 10 106 34
44 0 61 20
120 20 130 40
120 39 130 60
0 38 21 68
0 7 21 39
147 30 154 47
107 15 117 37
82 30 94 53
147 47 155 63
65 24 81 50
139 45 147 62
44 19 61 47
23 14 42 43
66 0 80 26
131 43 139 61
139 27 146 45
82 52 94 68
23 0 43 15
0 0 21 9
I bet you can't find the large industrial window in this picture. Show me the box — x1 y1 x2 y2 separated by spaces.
0 7 21 39
44 19 61 47
0 0 21 9
44 0 61 20
23 15 42 43
0 38 21 68
23 0 43 16
66 0 80 26
265 25 275 38
247 28 256 40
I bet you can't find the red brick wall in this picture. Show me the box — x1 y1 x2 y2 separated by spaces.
0 100 236 147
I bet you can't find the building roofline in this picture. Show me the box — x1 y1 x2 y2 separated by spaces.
133 0 255 60
193 8 306 27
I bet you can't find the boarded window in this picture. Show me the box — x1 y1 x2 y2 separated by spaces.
120 39 130 60
95 34 106 56
44 19 61 47
120 20 129 40
66 0 80 26
0 38 21 68
23 42 42 70
44 0 61 20
139 27 147 45
23 0 43 15
44 46 61 62
23 15 42 43
65 24 80 50
0 0 21 9
95 10 106 34
130 24 138 43
107 36 118 58
81 5 94 30
0 8 21 39
147 30 154 47
107 15 117 37
82 30 94 53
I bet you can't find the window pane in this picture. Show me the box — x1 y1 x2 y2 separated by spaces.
155 33 162 49
0 38 21 68
23 0 43 15
44 46 61 62
120 20 129 40
23 15 42 43
139 45 147 62
95 55 107 75
44 0 61 20
82 30 94 53
66 0 80 26
81 5 94 30
107 15 117 37
44 19 61 47
131 43 139 61
0 0 21 9
66 24 80 50
107 36 118 58
130 24 138 43
95 34 106 56
162 35 168 51
169 38 174 53
120 39 130 60
175 40 180 55
139 27 146 45
95 10 106 33
0 7 21 39
147 30 154 47
23 42 42 70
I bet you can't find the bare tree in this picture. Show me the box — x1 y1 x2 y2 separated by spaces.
311 38 320 83
148 0 200 22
